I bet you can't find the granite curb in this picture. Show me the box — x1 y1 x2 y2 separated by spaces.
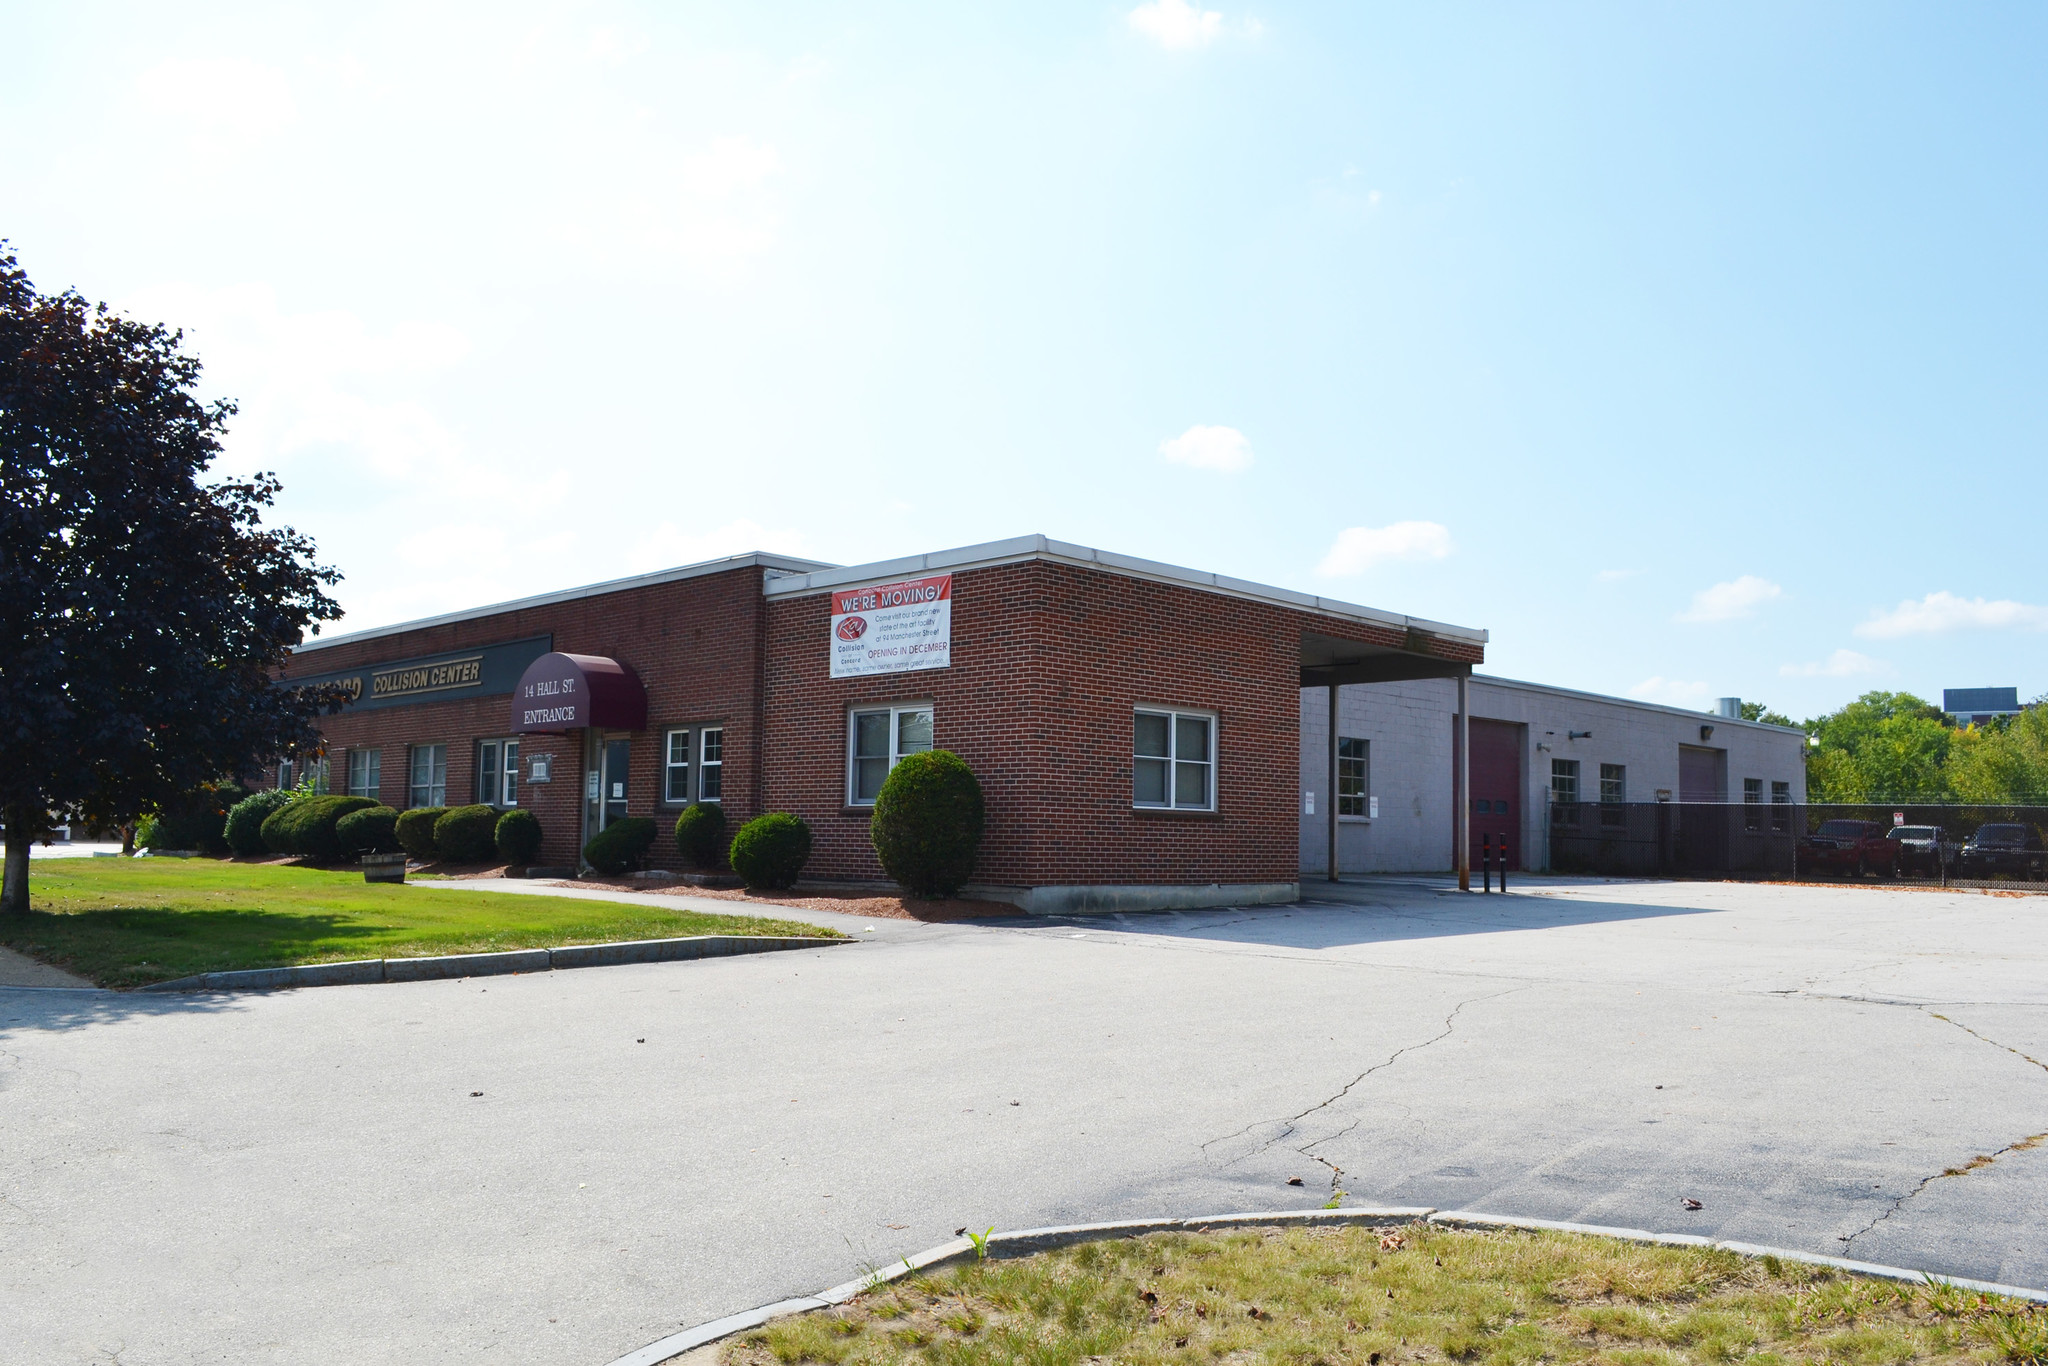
604 1205 2048 1366
136 935 846 992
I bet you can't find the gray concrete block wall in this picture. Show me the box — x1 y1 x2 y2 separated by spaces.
1300 674 1807 875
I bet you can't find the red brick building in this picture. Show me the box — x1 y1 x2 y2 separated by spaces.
280 536 1486 911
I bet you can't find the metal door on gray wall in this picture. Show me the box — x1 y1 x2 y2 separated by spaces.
1460 717 1524 870
1678 745 1726 802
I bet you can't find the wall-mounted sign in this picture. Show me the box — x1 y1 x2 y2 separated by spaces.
829 574 951 679
529 755 552 783
511 652 649 733
287 636 551 713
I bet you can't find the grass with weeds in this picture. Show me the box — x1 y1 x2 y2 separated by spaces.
0 858 839 987
726 1224 2046 1366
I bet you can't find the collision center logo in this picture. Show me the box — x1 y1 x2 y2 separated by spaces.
836 615 868 641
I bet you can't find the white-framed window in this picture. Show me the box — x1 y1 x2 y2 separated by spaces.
277 759 295 791
664 729 693 804
477 739 520 807
1337 737 1369 817
1551 758 1580 826
1771 780 1792 833
409 744 447 809
1600 763 1626 828
1134 707 1215 810
699 726 724 801
848 706 931 805
346 749 381 799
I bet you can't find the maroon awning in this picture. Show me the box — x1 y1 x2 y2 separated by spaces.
510 653 647 733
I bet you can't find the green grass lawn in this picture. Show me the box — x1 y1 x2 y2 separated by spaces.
0 858 839 988
730 1224 2047 1366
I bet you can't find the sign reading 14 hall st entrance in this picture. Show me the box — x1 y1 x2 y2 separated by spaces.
829 574 951 678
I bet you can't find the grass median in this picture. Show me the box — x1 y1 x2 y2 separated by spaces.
0 858 839 988
729 1223 2047 1366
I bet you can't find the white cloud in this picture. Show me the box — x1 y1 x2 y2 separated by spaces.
1629 676 1714 707
1854 591 2048 639
1677 575 1783 623
1157 424 1252 472
1128 0 1225 48
1315 521 1454 576
1780 649 1887 678
627 517 813 574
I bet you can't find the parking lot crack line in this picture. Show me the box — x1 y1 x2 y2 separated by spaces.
1839 1009 2048 1252
1202 988 1520 1170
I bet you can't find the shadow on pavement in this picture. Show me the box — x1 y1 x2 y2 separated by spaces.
0 984 249 1035
1056 878 1727 950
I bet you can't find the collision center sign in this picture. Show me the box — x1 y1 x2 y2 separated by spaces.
829 574 952 678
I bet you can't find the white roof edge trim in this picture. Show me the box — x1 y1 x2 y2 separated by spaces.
292 551 836 655
762 534 1489 645
1472 673 1807 734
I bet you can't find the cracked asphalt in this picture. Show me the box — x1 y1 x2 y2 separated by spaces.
3 875 2045 1365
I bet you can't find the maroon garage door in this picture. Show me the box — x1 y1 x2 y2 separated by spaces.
1679 745 1726 802
1458 717 1524 871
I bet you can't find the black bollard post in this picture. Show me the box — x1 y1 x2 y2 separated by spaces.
1500 835 1508 893
1481 832 1492 893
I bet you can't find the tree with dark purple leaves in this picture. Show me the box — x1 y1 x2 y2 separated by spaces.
0 243 348 914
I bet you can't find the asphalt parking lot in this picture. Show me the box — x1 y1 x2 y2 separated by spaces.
3 876 2044 1366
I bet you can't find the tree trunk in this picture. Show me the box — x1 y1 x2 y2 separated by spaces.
2 812 30 916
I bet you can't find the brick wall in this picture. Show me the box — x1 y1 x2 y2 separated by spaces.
285 554 1479 887
763 559 1471 888
281 565 771 868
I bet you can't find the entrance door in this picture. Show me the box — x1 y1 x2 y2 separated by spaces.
1461 718 1524 870
584 734 632 838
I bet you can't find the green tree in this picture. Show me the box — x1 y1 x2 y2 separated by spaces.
1947 699 2048 802
1800 691 1956 801
0 245 345 914
1738 701 1797 728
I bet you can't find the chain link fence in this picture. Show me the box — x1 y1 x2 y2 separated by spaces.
1545 801 2048 890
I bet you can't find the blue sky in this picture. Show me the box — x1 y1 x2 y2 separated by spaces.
6 1 2046 720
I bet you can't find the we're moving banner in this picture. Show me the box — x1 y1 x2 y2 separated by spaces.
829 575 951 679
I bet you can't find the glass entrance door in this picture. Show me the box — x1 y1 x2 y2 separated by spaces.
583 734 633 840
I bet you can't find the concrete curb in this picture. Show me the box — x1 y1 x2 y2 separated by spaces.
136 935 845 993
604 1205 2048 1366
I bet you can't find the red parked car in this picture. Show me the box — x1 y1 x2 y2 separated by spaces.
1797 819 1900 879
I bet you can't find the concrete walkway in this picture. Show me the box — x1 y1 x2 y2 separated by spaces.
0 945 93 989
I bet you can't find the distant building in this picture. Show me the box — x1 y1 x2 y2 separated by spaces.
1944 687 2022 727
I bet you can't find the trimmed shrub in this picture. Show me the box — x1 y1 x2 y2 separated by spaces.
434 804 501 863
495 808 543 865
728 812 811 890
225 789 294 855
673 802 727 869
395 807 447 861
583 816 657 875
335 806 401 857
870 749 985 898
259 795 379 860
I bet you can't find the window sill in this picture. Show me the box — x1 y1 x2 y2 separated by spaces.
1132 806 1222 819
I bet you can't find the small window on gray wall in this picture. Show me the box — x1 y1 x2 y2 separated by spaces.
1551 758 1580 825
1337 738 1368 817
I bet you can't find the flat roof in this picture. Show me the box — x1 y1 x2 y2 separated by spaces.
1474 673 1806 735
294 552 832 654
295 535 1488 655
762 535 1487 643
